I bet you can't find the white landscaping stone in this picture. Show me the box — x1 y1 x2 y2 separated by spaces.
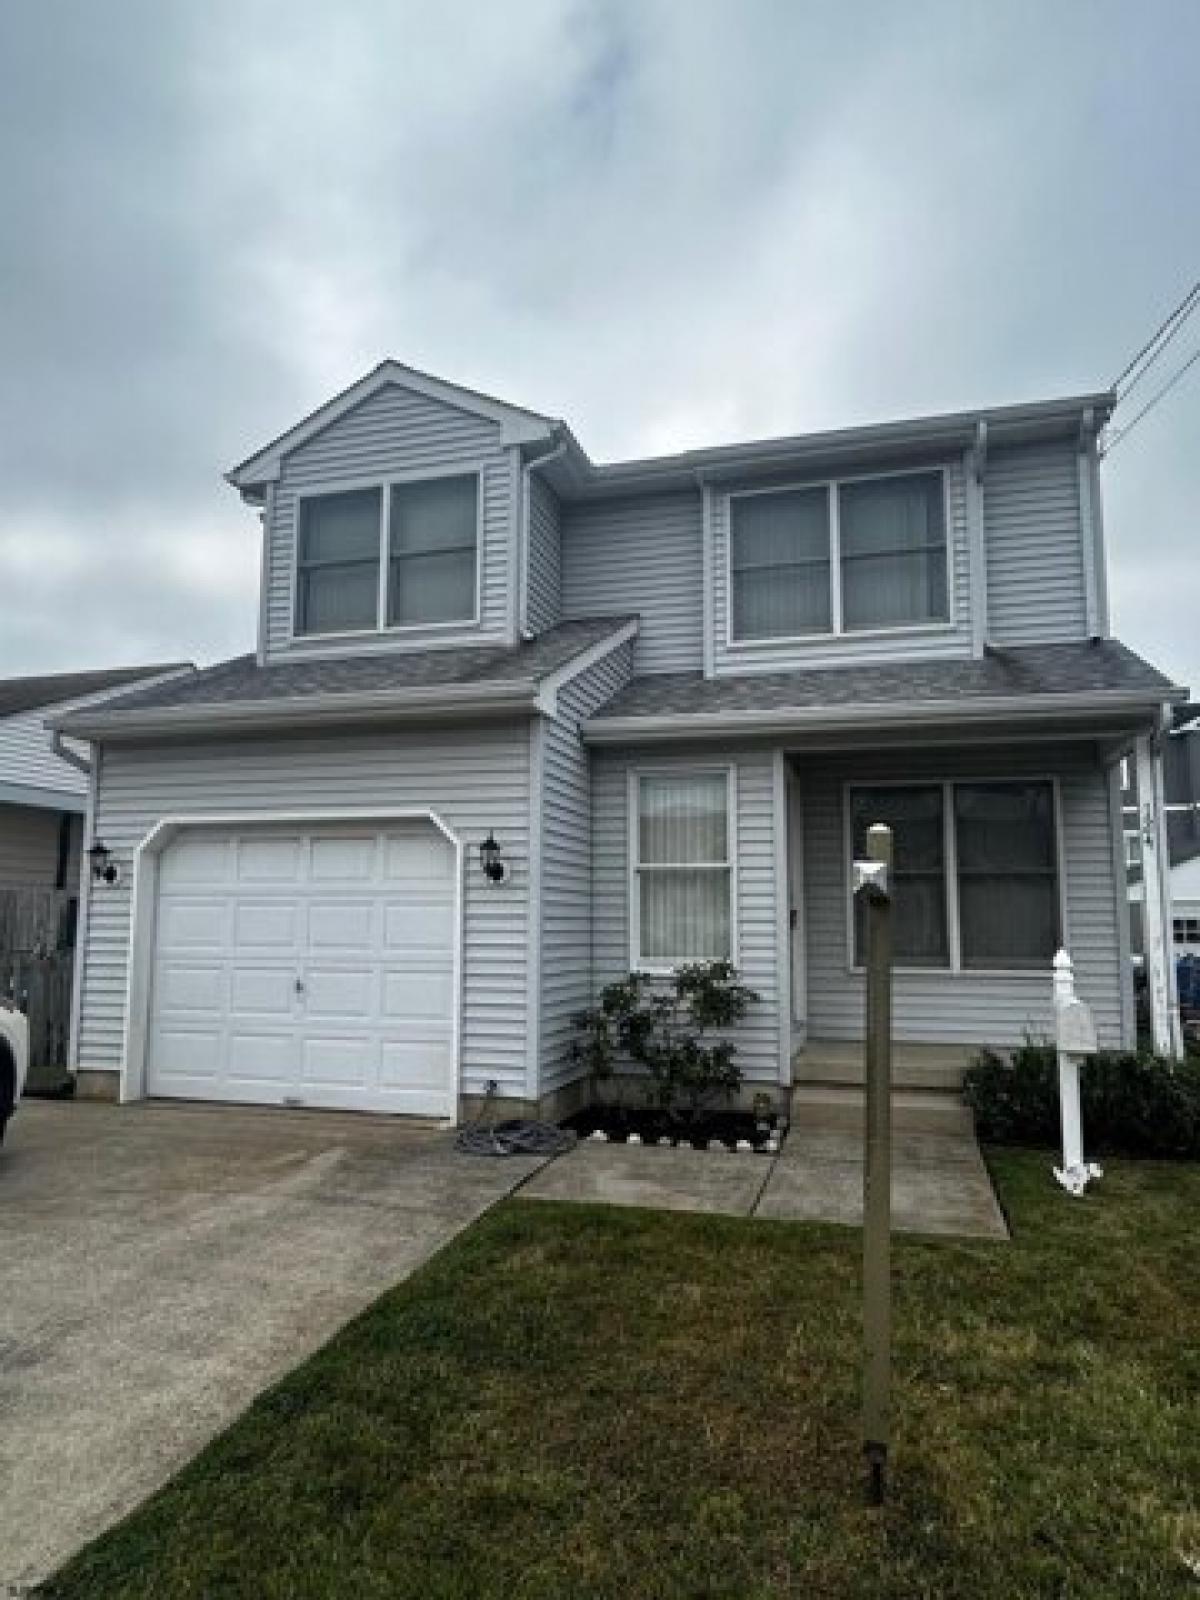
627 1133 642 1146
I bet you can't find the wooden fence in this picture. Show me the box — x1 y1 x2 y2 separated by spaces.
0 887 78 1091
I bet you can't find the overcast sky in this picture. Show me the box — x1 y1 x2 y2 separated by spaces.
0 1 1197 691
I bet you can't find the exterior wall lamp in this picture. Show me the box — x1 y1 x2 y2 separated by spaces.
87 839 120 886
479 831 508 884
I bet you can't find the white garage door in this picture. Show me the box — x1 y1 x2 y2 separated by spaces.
147 822 457 1116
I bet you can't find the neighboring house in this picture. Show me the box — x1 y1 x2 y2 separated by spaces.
53 362 1188 1122
1125 717 1200 958
0 666 190 899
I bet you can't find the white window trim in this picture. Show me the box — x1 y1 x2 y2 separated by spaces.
724 463 956 649
841 775 1066 977
288 463 485 643
628 765 738 975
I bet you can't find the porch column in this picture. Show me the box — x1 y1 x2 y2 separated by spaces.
1133 731 1183 1058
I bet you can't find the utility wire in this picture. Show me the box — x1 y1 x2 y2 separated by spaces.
1105 344 1200 455
1112 279 1200 397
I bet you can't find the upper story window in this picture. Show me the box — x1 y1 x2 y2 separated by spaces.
294 474 479 638
729 470 949 643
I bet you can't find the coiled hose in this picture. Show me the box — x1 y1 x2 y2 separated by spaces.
454 1083 577 1158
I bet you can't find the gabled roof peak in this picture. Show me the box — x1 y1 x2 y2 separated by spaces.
227 359 559 496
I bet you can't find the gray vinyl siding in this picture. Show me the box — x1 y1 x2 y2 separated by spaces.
590 743 783 1084
538 641 635 1093
711 457 974 674
800 743 1124 1048
0 710 88 803
985 443 1087 643
0 803 80 890
264 385 515 660
560 491 704 674
526 475 562 634
76 722 531 1099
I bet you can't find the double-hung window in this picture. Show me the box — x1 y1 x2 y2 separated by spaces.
633 771 733 969
729 470 949 642
294 474 479 637
850 780 1058 971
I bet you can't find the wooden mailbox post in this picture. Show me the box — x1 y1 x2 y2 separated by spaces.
854 822 893 1505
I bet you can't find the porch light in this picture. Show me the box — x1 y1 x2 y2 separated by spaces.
479 831 507 884
88 839 119 885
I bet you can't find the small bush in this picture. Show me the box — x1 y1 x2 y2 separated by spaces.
570 961 759 1125
963 1040 1200 1158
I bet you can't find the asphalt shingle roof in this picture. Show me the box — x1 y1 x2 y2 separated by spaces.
75 616 636 718
0 663 190 719
589 639 1180 722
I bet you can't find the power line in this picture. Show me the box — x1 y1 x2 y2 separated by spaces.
1112 278 1200 396
1105 344 1200 455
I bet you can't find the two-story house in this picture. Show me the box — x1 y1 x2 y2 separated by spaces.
54 362 1187 1122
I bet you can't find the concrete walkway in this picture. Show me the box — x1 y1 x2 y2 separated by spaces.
524 1124 1008 1241
0 1101 546 1588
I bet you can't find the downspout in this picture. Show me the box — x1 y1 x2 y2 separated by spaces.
519 430 568 640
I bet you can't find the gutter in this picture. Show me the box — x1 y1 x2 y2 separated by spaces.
50 729 92 775
582 687 1187 745
53 677 541 742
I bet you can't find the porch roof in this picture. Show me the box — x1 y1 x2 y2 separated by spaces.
583 638 1186 744
51 616 638 740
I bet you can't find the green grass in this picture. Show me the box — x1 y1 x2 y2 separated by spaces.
41 1151 1200 1599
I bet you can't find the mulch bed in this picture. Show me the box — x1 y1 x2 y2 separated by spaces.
562 1104 786 1152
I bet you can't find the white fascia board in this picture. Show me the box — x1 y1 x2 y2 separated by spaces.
569 391 1117 498
58 678 540 741
533 619 639 715
227 362 557 496
582 688 1185 745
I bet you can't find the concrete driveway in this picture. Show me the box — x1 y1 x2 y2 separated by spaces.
0 1101 545 1587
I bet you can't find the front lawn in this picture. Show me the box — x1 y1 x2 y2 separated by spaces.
42 1152 1200 1599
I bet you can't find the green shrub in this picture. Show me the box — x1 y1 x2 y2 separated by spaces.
963 1040 1200 1158
570 961 759 1125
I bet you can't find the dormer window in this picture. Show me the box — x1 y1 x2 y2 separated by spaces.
728 469 949 643
294 473 480 638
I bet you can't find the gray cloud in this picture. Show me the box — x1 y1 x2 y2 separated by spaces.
1 0 1196 694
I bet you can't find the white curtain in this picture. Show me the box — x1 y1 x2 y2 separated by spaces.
296 488 382 635
638 774 731 962
839 474 947 631
730 488 831 639
389 476 478 626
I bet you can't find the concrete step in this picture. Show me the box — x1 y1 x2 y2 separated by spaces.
793 1039 971 1093
789 1084 974 1136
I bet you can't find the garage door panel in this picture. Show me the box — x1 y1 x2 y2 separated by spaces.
236 836 303 881
156 963 226 1016
309 835 377 882
382 898 454 952
158 899 228 949
233 900 300 952
307 900 374 952
304 966 374 1018
230 966 297 1017
227 1032 297 1084
384 830 453 881
149 821 457 1116
158 836 232 889
301 1035 374 1088
383 968 454 1020
153 1028 223 1081
380 1040 453 1093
